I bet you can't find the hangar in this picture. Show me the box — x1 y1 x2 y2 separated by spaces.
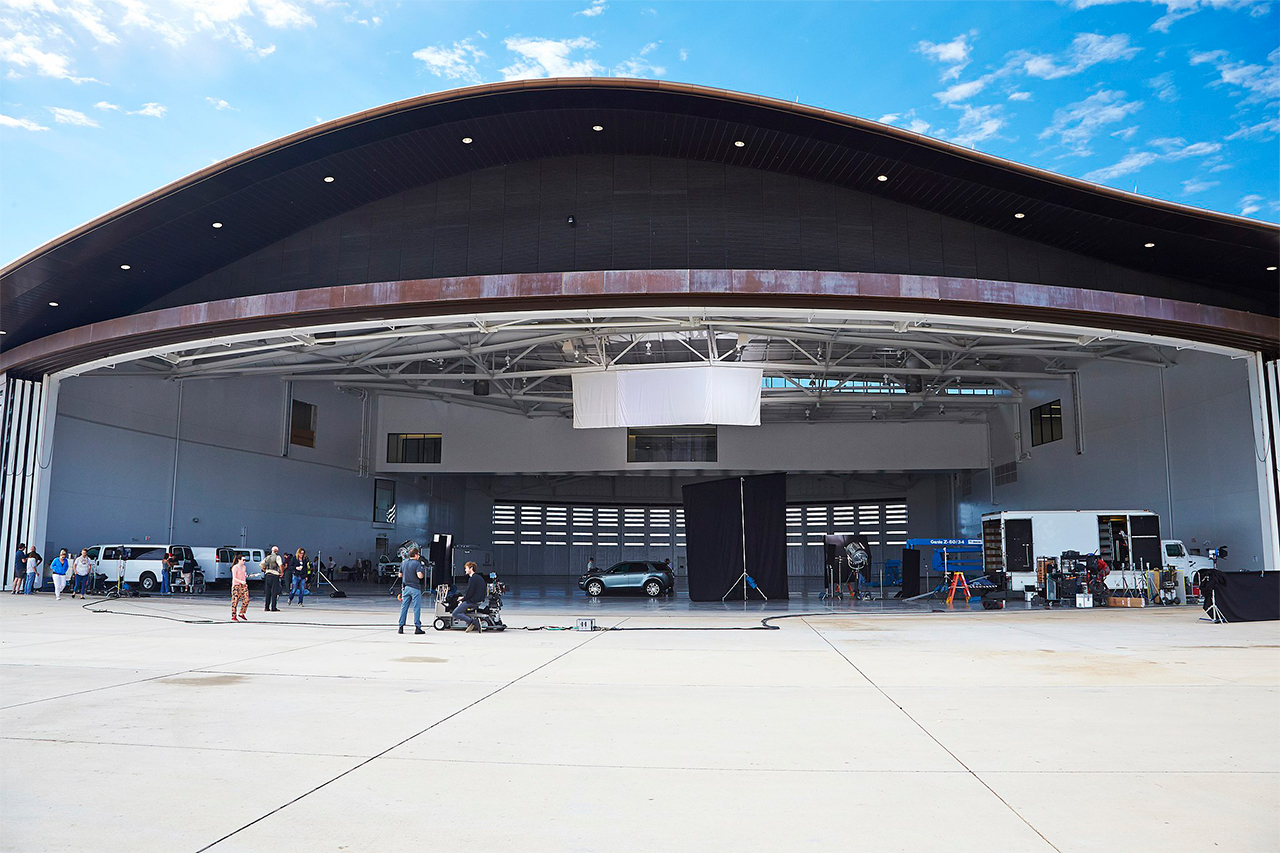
2 78 1277 595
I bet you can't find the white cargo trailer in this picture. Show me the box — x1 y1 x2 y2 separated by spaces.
981 510 1164 595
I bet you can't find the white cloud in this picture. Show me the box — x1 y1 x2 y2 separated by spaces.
879 109 930 135
0 31 97 82
1007 90 1031 101
0 112 49 131
933 31 1137 105
948 103 1004 147
256 0 315 29
916 31 975 81
1226 115 1280 139
1149 137 1223 158
1110 125 1139 140
1018 33 1140 80
206 96 237 111
1083 137 1223 183
576 0 607 16
1039 90 1143 155
1191 45 1280 104
936 76 992 104
47 106 99 127
1240 193 1264 215
501 36 602 80
413 38 487 84
92 99 167 117
1084 151 1159 181
1069 0 1269 33
1147 71 1177 101
1181 177 1219 194
679 48 688 61
615 41 664 78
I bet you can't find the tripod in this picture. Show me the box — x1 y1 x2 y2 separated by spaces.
1200 590 1227 623
722 477 768 602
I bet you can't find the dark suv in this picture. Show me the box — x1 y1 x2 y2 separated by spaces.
579 561 676 597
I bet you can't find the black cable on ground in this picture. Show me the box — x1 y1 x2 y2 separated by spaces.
82 599 866 632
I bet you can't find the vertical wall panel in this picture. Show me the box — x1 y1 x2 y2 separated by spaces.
687 160 726 269
611 156 652 269
501 161 541 273
649 157 689 269
799 179 838 270
538 159 578 271
573 156 614 270
433 174 471 277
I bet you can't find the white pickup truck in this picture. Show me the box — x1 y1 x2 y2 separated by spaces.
1161 539 1215 600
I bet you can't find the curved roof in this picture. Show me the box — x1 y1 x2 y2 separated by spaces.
2 77 1277 353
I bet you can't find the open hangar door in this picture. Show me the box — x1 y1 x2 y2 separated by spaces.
32 306 1276 588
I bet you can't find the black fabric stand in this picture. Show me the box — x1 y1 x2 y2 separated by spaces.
1200 570 1280 622
682 473 788 601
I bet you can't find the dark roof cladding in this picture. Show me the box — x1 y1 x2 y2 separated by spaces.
2 77 1277 351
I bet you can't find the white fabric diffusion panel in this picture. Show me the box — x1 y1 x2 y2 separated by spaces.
573 365 762 429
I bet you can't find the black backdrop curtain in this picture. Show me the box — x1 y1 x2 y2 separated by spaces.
1200 570 1280 622
682 473 788 601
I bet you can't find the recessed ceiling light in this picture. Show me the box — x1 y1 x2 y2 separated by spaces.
1268 265 1278 271
462 136 473 144
48 301 59 307
119 264 131 270
0 330 6 335
877 175 890 182
323 176 335 183
212 222 223 229
1144 242 1155 248
733 140 745 147
1014 212 1025 219
592 125 603 132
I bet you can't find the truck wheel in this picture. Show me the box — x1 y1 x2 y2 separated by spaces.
138 572 157 592
586 580 604 597
644 580 663 597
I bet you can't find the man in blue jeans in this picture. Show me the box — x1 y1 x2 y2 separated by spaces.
397 549 426 635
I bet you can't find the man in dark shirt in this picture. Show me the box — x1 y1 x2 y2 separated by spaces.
11 544 26 594
452 561 488 634
397 548 426 635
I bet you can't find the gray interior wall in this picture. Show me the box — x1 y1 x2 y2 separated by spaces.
446 472 951 577
375 394 989 474
959 350 1268 568
44 375 448 565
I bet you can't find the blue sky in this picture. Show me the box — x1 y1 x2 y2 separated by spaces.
1 0 1277 265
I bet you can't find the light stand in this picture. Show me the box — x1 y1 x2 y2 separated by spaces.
314 549 347 598
1200 590 1227 623
722 477 767 602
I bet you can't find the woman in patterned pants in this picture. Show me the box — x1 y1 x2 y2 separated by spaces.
230 556 250 621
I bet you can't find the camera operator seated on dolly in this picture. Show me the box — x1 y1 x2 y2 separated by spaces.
433 562 507 633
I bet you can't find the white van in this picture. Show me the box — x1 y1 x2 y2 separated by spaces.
85 544 195 593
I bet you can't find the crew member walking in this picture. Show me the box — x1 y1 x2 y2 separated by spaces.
72 549 93 599
261 546 282 612
397 548 426 635
49 549 70 600
230 556 250 621
289 548 311 606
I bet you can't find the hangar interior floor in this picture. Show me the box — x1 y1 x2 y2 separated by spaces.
1 594 1276 853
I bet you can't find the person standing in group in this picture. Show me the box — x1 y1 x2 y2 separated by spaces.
24 548 42 595
72 549 93 599
397 548 425 635
230 556 250 621
261 546 282 612
11 543 25 594
280 551 294 601
49 549 70 600
289 548 311 607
